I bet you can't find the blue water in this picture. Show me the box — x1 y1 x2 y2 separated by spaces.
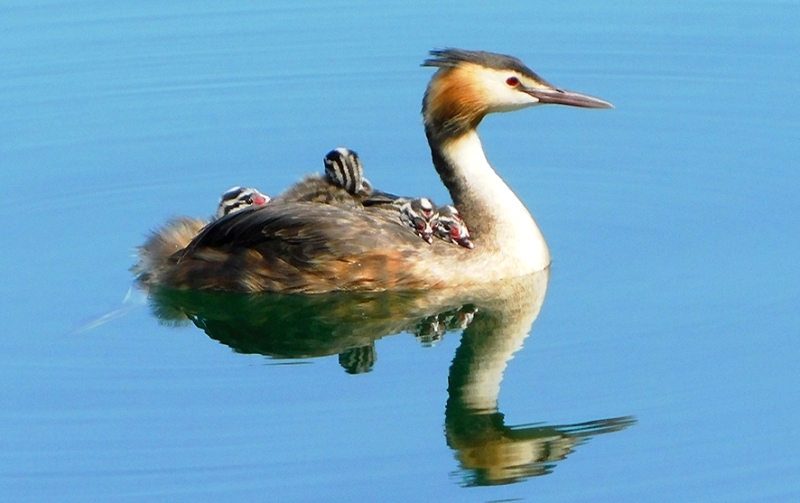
2 1 799 501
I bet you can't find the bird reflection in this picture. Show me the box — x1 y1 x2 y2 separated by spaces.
338 345 377 374
146 270 634 486
446 316 634 485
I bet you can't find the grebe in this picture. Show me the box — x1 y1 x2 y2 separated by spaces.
132 186 268 284
399 197 437 244
216 186 270 219
433 204 474 249
273 147 375 206
320 148 472 248
323 147 372 196
157 48 611 293
290 148 462 247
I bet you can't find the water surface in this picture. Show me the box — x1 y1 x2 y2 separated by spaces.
2 1 799 501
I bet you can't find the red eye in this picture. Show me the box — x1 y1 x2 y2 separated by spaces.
506 76 519 87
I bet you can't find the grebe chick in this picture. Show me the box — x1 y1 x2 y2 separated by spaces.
324 150 466 247
433 205 474 249
323 147 372 196
326 149 456 246
272 147 373 206
133 186 268 285
322 149 455 249
216 186 269 219
159 49 612 293
399 197 437 244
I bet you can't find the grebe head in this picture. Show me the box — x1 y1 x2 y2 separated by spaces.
434 205 474 249
422 48 613 139
324 147 371 196
399 197 437 244
216 186 269 219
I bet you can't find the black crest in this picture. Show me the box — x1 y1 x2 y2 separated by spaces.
422 48 545 82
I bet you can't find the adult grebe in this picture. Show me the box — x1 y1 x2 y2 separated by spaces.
156 48 612 293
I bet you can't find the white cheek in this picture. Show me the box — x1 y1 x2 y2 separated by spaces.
479 74 538 112
490 88 538 112
503 92 538 111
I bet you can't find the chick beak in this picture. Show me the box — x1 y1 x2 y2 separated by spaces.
457 237 475 249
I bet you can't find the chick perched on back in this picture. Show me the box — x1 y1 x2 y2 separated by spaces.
215 186 269 219
132 186 269 285
323 147 372 196
433 205 474 249
272 147 372 206
398 197 437 244
274 147 475 249
396 199 474 249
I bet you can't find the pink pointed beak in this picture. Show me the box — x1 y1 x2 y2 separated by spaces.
457 237 474 249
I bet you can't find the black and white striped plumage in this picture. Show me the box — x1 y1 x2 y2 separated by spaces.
270 148 374 206
324 149 471 249
338 344 377 374
134 186 269 286
215 186 270 219
433 205 474 249
323 147 371 196
399 197 437 244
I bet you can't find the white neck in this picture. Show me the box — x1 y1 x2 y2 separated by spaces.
439 130 550 275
